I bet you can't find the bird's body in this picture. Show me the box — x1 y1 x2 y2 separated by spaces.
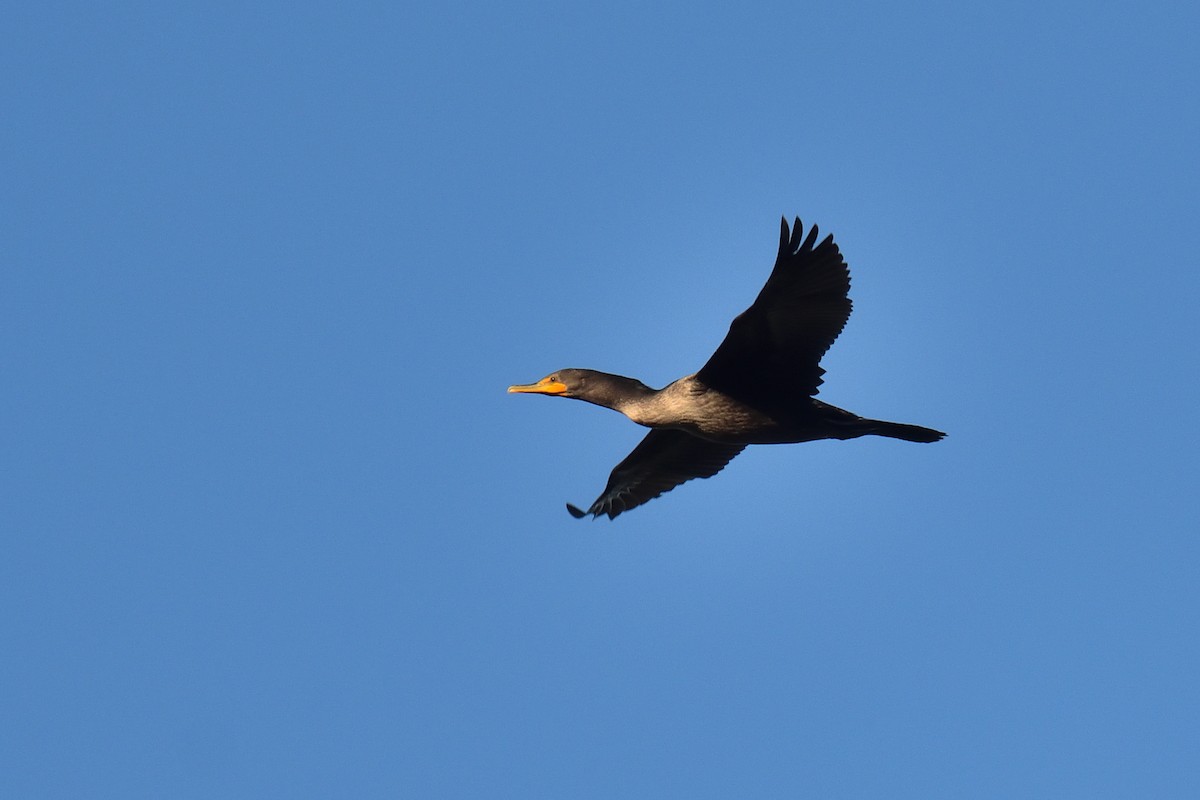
569 371 934 446
509 218 945 519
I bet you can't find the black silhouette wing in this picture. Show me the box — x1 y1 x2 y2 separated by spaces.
696 218 851 406
567 430 746 520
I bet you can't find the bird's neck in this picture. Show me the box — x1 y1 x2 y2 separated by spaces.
578 372 659 422
613 385 665 427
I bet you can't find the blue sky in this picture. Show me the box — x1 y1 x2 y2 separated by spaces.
3 1 1198 797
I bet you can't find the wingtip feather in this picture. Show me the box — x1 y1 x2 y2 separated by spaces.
790 217 804 252
802 223 819 251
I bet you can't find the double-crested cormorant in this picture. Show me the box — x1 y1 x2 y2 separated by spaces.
509 218 945 519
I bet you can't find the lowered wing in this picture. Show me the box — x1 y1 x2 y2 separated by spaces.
567 429 746 520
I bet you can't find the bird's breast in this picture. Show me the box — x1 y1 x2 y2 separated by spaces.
640 380 783 443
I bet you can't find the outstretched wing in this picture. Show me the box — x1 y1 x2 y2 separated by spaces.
696 217 851 405
567 430 746 520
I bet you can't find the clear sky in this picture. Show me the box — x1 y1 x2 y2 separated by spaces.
4 2 1198 797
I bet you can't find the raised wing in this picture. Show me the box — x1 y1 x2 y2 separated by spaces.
696 217 851 405
567 430 746 520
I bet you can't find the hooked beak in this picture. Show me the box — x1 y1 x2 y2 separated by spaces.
507 376 568 396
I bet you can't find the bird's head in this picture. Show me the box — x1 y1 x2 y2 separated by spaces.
507 369 590 398
508 369 654 411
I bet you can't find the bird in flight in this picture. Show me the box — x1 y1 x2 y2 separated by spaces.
509 217 945 519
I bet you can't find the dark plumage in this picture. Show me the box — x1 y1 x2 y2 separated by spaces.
509 217 945 519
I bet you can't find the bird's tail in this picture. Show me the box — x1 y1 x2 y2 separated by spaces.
863 420 946 443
